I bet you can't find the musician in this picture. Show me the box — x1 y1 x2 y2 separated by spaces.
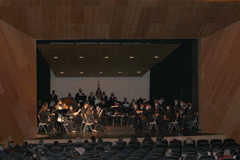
64 106 81 132
160 105 176 130
109 92 116 106
81 102 98 133
93 106 102 121
101 91 108 102
181 102 194 130
95 88 102 100
75 88 86 107
53 100 63 112
159 97 166 108
127 104 138 128
88 92 96 106
68 93 74 100
139 104 145 112
38 102 51 131
173 99 181 112
49 90 58 108
122 98 129 106
142 104 154 130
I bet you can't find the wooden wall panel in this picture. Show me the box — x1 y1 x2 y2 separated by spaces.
0 0 240 39
0 19 36 146
200 20 240 142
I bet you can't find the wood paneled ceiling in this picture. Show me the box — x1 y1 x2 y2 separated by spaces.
38 44 180 77
0 0 240 39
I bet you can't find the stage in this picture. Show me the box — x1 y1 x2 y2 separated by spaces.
26 126 226 144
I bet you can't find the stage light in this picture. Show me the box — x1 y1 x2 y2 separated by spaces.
80 72 84 74
105 56 109 59
118 71 122 74
154 56 159 59
99 72 103 74
79 56 84 59
129 56 134 59
53 56 58 59
60 72 64 74
137 71 141 74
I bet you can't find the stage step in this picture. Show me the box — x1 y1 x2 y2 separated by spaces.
105 126 135 136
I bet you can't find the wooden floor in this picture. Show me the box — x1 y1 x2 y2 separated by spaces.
26 126 226 144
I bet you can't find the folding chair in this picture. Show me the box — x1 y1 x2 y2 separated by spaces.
37 115 48 133
80 113 94 133
188 112 199 130
148 116 159 132
168 114 180 132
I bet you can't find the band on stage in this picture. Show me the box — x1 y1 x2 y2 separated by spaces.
38 89 198 134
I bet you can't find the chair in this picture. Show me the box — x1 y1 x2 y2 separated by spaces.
168 114 180 132
148 117 159 132
188 112 199 130
37 115 49 133
80 113 94 133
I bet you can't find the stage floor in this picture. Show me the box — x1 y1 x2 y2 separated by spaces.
27 126 226 144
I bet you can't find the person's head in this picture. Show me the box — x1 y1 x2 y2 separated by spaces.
133 103 138 109
213 147 221 157
156 135 164 142
76 137 82 143
84 102 89 108
174 99 178 105
79 88 82 93
0 144 3 151
58 100 62 105
154 101 159 107
166 148 173 157
118 136 123 142
140 104 145 109
52 90 55 94
8 141 14 148
102 100 106 104
12 144 21 153
185 137 193 144
22 141 28 147
189 102 192 107
39 139 44 145
145 104 151 110
98 138 103 144
224 148 231 156
91 136 96 143
130 135 137 142
67 140 72 145
69 106 73 110
53 141 60 147
111 92 114 96
65 155 72 160
160 97 164 102
102 91 105 95
104 144 111 151
68 92 71 97
124 97 127 101
43 102 48 108
90 92 94 96
166 105 170 110
84 140 89 144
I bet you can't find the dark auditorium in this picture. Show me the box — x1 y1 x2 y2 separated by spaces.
0 0 240 160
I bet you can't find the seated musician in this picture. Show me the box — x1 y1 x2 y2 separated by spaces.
180 102 194 130
127 104 138 128
38 102 51 131
64 106 81 132
160 105 176 131
81 102 99 133
142 104 154 130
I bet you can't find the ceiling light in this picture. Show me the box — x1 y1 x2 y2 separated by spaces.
105 56 109 59
60 72 64 74
99 72 103 74
118 71 122 74
80 72 84 74
129 56 134 59
154 56 159 59
53 56 58 59
79 56 84 59
137 71 141 74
